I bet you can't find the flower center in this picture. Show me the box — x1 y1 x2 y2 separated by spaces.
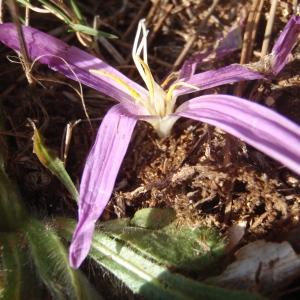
90 20 197 138
131 19 173 117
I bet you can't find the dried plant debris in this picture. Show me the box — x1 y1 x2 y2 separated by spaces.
114 124 300 239
207 240 300 295
226 220 247 251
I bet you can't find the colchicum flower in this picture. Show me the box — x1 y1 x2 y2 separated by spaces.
0 17 300 269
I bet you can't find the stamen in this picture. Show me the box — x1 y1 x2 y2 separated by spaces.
132 20 149 88
90 69 140 100
132 19 166 116
165 82 199 114
89 69 157 115
166 82 198 101
131 20 197 119
161 72 178 89
136 35 146 57
132 19 143 57
141 20 148 64
138 57 155 99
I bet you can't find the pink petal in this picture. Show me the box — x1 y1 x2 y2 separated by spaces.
175 94 300 175
180 23 242 79
178 16 300 96
270 15 300 74
175 64 264 97
179 52 214 80
0 23 147 103
69 104 138 268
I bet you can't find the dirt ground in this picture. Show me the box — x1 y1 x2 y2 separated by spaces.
0 0 300 299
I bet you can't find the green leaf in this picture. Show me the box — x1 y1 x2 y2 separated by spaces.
0 135 27 231
16 0 72 24
71 24 118 39
0 168 26 231
130 207 176 229
24 218 103 300
120 225 224 272
37 0 72 24
69 0 84 21
1 234 23 300
55 217 264 300
0 233 41 300
31 123 79 202
0 275 3 297
0 109 26 232
99 209 223 272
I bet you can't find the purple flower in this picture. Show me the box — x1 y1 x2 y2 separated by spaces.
0 17 299 269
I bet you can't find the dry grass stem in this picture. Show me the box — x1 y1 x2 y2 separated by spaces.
261 0 278 56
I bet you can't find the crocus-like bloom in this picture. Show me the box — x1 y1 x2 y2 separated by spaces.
0 17 300 269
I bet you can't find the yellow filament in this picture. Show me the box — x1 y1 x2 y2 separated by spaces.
90 69 141 100
137 57 155 101
161 72 178 89
166 82 198 103
164 82 199 115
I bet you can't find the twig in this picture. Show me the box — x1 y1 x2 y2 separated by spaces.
7 0 33 84
0 74 26 97
240 0 265 64
22 1 50 13
61 120 81 165
0 0 3 23
293 0 298 14
171 0 219 71
235 0 264 96
123 1 150 40
261 0 278 56
172 34 196 72
25 0 30 26
199 0 219 28
148 4 173 46
98 36 126 65
146 0 161 24
104 0 128 21
94 15 125 65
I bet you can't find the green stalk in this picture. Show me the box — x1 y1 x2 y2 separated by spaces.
0 165 26 231
1 234 22 300
31 123 79 202
0 233 41 300
0 116 27 231
24 218 102 300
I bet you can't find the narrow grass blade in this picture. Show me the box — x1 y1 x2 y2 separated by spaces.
69 0 84 21
24 218 103 300
17 0 117 38
36 0 72 24
31 122 79 202
70 24 118 39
